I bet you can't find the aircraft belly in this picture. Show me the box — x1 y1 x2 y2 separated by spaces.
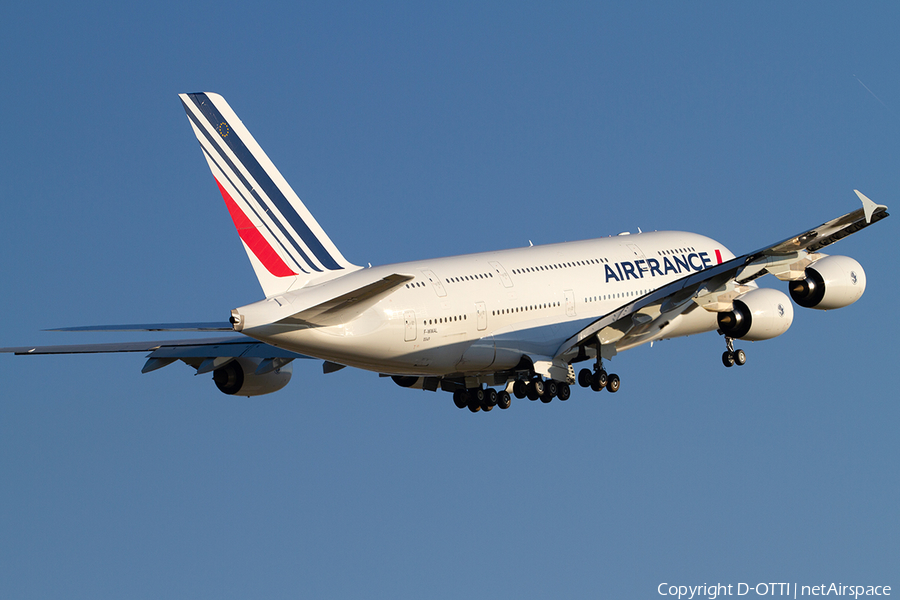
456 337 495 370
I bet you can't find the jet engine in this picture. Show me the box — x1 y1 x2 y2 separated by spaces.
212 358 292 396
788 255 866 310
717 288 794 341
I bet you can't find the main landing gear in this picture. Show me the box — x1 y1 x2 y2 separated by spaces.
721 336 747 368
511 376 571 404
454 376 576 412
577 356 620 394
453 387 512 413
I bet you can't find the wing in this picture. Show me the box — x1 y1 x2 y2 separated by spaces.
0 335 313 374
554 190 889 360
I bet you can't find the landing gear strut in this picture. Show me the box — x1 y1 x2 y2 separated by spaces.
721 336 747 368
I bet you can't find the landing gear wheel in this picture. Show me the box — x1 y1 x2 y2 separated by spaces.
544 380 558 399
591 370 607 392
540 392 553 403
532 378 546 397
578 369 593 388
722 351 735 367
526 381 540 401
734 349 746 366
467 398 481 412
497 391 511 409
513 379 527 399
453 390 468 409
607 374 620 393
473 388 487 403
557 382 571 401
483 388 498 409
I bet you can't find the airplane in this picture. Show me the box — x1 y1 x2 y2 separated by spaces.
1 92 890 413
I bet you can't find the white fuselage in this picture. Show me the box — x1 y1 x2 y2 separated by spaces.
239 230 736 376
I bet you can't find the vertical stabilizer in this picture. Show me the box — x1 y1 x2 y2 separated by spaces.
179 92 358 297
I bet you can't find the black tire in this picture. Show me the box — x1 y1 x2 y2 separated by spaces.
513 380 527 399
526 382 540 401
607 374 620 393
590 370 607 392
484 388 498 407
722 351 734 367
453 390 468 409
473 388 486 403
540 392 553 403
557 382 571 401
545 380 558 399
578 369 593 388
734 349 746 366
532 378 545 397
467 398 481 412
482 402 494 412
497 391 511 409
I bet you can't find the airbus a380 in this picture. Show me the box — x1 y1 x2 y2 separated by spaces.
1 93 890 412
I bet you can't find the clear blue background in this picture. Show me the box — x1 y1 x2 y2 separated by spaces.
1 2 897 598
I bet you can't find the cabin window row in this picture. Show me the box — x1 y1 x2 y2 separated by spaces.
445 273 493 284
584 289 651 303
491 301 560 316
657 247 696 256
426 315 466 325
510 258 609 276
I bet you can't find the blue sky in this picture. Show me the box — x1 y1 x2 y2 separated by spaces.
1 2 898 598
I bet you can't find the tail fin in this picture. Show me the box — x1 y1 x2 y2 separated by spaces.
179 92 358 297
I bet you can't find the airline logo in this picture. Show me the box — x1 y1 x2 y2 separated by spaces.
604 250 721 282
180 93 350 278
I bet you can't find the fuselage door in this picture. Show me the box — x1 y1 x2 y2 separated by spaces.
404 310 416 341
420 269 447 297
475 301 487 331
564 289 576 317
488 261 513 288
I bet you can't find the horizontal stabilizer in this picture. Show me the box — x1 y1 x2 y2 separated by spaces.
274 273 415 327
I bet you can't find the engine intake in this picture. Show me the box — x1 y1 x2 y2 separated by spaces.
212 358 292 396
717 288 794 341
789 255 866 310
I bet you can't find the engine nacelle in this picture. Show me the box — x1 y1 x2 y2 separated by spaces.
212 358 292 396
717 288 794 341
788 255 866 310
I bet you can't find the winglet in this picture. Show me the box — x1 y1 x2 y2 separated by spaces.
854 189 887 224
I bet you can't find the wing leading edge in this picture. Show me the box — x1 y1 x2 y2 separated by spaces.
554 191 889 360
